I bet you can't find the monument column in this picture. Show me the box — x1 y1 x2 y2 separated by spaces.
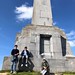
32 0 53 26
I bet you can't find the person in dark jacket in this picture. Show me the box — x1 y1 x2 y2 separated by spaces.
21 46 30 67
41 58 49 75
11 45 19 74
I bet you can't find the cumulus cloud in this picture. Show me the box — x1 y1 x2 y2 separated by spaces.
66 31 75 47
66 31 75 40
68 40 75 47
15 4 33 21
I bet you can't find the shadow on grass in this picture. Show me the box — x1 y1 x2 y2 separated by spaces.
0 70 10 73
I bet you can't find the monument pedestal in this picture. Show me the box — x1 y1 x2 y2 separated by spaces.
2 25 75 72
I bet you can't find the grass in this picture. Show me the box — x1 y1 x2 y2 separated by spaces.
1 71 75 75
0 70 40 75
63 72 75 75
7 72 40 75
7 72 75 75
0 70 10 73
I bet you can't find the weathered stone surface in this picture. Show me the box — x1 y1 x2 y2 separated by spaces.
32 0 53 26
2 57 11 70
2 25 75 72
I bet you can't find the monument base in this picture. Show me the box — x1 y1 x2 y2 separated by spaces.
2 25 75 72
2 56 75 73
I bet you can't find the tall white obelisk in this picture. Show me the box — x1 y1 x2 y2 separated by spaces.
32 0 53 26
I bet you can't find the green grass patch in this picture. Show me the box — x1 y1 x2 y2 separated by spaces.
7 72 40 75
0 70 10 73
1 71 75 75
63 72 75 75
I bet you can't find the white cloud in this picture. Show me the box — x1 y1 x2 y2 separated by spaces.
15 4 33 21
60 28 65 32
66 31 75 47
53 22 57 25
66 31 75 40
67 31 75 36
68 40 75 47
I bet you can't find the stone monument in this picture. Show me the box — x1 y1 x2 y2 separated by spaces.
2 0 75 73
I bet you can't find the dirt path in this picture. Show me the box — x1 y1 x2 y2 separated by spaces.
0 73 8 75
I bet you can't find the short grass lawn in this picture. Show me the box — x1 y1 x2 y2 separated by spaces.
63 72 75 75
7 72 40 75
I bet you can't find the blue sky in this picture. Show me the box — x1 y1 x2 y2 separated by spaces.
0 0 75 70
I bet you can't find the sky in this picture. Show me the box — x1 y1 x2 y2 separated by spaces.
0 0 75 70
